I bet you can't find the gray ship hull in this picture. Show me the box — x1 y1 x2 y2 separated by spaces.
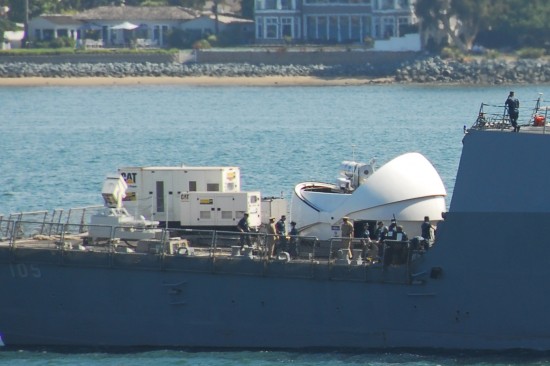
1 128 550 350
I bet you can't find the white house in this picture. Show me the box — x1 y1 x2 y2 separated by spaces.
29 6 199 48
28 15 83 44
28 6 256 48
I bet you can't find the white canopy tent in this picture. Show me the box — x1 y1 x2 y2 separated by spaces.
110 21 139 30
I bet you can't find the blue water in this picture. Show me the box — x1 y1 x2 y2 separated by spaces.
1 82 548 364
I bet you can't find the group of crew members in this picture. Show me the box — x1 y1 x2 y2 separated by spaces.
237 213 298 259
238 211 438 263
341 216 436 264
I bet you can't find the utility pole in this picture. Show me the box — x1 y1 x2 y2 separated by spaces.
212 0 219 36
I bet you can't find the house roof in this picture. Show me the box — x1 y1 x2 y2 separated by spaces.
39 15 83 26
76 6 198 21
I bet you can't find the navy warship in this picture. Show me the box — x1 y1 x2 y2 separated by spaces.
1 103 549 350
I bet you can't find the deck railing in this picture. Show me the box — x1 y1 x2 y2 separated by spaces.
471 95 549 132
0 216 424 285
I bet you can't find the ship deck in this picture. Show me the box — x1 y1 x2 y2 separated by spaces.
0 228 422 285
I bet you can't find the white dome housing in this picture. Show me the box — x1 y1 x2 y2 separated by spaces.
290 153 447 240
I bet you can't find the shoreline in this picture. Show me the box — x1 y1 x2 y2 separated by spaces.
0 76 394 87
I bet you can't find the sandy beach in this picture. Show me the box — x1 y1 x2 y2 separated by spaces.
0 75 393 87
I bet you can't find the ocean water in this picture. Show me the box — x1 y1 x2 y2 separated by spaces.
1 82 549 364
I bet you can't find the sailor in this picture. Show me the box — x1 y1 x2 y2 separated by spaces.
360 222 378 261
374 221 388 242
359 223 371 258
386 218 397 240
395 225 408 242
391 225 409 265
266 217 278 258
237 213 250 248
276 215 287 254
421 216 435 246
288 221 299 259
341 217 354 259
505 91 520 132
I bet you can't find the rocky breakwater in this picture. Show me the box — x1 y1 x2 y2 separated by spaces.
0 62 376 79
395 57 550 84
0 57 549 84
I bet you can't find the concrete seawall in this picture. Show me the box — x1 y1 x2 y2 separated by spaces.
0 52 179 64
195 50 418 67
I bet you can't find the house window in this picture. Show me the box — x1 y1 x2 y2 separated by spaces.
306 16 317 40
351 16 360 41
318 16 327 40
136 24 148 39
281 18 293 37
362 16 372 38
265 17 278 39
43 29 54 41
383 17 395 38
265 0 277 9
373 18 379 38
57 29 68 38
294 19 300 38
280 0 292 10
342 16 352 41
102 26 108 42
153 25 160 41
378 0 394 10
398 16 416 36
328 16 338 41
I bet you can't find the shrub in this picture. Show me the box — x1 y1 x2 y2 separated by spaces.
440 47 464 59
363 36 374 48
193 39 211 49
484 49 500 59
206 34 218 46
31 36 76 49
516 47 546 59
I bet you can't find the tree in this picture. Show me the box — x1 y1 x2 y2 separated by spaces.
416 0 503 52
485 0 550 49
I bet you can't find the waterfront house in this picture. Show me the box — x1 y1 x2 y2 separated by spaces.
29 6 201 48
28 15 83 45
75 6 198 48
254 0 420 50
28 6 253 49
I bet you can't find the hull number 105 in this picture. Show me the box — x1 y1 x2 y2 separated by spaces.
9 264 42 278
